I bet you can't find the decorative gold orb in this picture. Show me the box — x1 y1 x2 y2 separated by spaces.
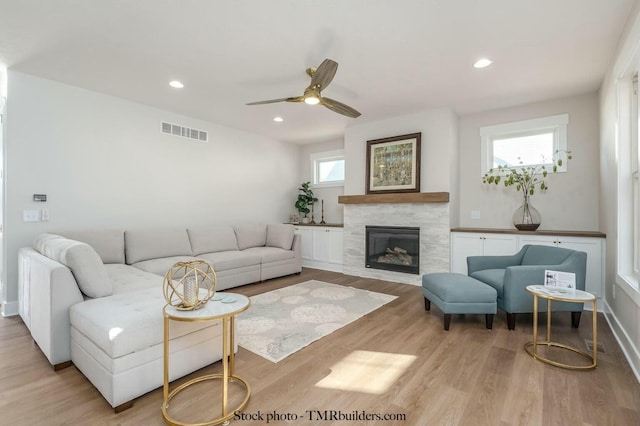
163 260 217 310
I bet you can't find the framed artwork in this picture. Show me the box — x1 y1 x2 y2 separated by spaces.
365 132 421 194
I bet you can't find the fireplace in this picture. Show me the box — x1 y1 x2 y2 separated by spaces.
365 226 420 274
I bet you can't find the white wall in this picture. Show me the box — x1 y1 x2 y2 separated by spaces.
458 92 600 231
298 139 344 224
345 108 459 196
2 71 300 312
600 0 640 381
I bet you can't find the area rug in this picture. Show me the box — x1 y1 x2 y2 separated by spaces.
236 280 397 363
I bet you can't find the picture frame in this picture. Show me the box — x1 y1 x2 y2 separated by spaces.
365 132 421 194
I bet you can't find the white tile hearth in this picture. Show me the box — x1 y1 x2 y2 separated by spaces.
343 202 450 285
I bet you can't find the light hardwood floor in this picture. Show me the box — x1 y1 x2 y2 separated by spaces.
1 268 639 425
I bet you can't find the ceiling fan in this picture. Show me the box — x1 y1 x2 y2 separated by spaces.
246 58 361 118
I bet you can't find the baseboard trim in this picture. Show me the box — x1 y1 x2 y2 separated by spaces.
1 300 18 317
603 299 640 384
301 260 343 273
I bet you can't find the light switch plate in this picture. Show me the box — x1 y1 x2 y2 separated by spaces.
471 210 481 220
23 210 39 222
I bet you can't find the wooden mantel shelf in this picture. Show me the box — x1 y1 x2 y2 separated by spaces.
338 192 449 204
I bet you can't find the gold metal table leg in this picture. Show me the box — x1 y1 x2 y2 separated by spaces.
524 293 597 370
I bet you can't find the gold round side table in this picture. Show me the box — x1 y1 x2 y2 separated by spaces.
162 293 251 425
524 285 597 370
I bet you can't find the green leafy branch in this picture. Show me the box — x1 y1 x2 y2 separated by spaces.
482 150 572 197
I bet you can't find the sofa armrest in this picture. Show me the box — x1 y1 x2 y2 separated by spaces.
502 261 586 313
19 248 84 367
467 246 526 274
291 233 302 270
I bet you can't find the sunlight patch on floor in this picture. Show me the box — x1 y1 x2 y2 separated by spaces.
315 350 416 394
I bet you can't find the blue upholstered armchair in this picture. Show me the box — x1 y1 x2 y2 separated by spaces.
467 244 587 330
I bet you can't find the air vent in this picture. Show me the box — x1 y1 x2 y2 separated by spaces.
160 122 208 142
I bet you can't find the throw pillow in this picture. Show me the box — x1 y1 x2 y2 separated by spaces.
266 224 295 250
234 224 267 250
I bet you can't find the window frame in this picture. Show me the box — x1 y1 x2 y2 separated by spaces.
310 149 345 188
480 114 569 176
616 69 640 300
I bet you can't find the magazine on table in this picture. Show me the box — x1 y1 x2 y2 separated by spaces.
537 270 576 295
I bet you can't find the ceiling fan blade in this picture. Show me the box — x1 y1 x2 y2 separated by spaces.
310 59 338 91
321 97 361 118
246 96 302 105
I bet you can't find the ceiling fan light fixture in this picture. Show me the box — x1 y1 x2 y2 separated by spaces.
304 96 320 105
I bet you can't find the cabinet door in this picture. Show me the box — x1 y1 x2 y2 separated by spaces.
312 228 331 262
482 234 519 256
451 233 518 274
451 233 485 274
518 235 558 248
328 229 344 264
295 227 313 260
556 237 603 297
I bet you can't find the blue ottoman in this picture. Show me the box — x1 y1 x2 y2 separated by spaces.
422 272 497 330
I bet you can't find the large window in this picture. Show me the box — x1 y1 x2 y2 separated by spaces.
480 114 569 175
311 150 344 187
617 70 640 293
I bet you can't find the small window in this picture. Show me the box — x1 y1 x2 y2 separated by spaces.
311 150 344 187
480 114 569 175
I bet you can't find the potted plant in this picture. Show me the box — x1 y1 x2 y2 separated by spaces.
482 150 572 230
295 181 318 224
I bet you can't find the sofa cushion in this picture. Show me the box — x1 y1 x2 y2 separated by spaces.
470 269 506 297
69 287 213 359
105 264 164 294
61 229 125 264
266 224 295 250
125 229 193 264
234 224 267 250
187 226 239 255
197 251 261 271
33 234 112 298
33 233 64 254
243 246 295 263
521 245 573 266
131 256 202 277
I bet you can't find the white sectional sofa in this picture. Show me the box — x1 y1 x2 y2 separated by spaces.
18 224 300 411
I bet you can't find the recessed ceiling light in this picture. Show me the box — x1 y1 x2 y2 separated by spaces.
273 116 284 122
169 80 184 88
474 58 493 69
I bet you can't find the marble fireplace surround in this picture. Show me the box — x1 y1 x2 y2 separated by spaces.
338 192 451 286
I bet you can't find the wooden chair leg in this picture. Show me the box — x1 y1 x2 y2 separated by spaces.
486 314 494 329
114 401 134 413
506 313 516 330
443 314 451 331
571 311 582 328
424 297 431 311
53 361 73 371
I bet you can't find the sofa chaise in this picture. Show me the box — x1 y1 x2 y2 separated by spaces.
18 224 300 411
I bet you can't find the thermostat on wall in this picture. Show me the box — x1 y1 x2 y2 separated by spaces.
33 194 47 202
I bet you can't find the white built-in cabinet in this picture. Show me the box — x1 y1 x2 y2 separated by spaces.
451 229 606 298
450 232 518 274
294 225 343 272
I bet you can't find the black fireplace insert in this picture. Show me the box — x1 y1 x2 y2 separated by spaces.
365 226 420 274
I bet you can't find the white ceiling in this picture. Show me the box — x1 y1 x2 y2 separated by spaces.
0 0 636 144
